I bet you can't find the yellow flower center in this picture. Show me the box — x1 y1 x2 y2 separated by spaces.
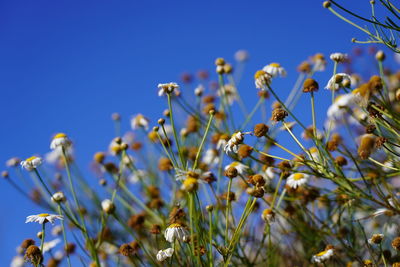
269 63 280 68
310 147 318 153
168 223 182 228
26 156 38 162
53 133 67 139
230 162 239 167
293 173 304 181
254 70 267 79
38 213 50 217
316 250 328 257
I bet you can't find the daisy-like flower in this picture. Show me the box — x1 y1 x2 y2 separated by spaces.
217 84 237 105
164 223 189 243
225 161 249 176
261 208 275 224
223 132 249 154
265 166 278 180
156 248 174 262
26 213 63 224
181 177 199 192
20 156 43 171
50 133 72 150
42 238 61 253
286 173 309 189
311 53 326 72
311 248 334 263
51 191 66 203
202 148 220 166
368 234 384 245
158 82 180 97
194 84 205 96
325 73 351 91
254 70 272 89
131 114 150 131
6 157 21 167
263 63 286 78
330 52 348 63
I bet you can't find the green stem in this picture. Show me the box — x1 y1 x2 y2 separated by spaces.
193 113 214 170
58 205 72 267
167 93 185 168
40 223 46 253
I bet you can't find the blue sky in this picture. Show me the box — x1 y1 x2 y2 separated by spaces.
0 0 392 265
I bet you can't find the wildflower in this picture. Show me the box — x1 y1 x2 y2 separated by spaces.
263 63 287 78
223 132 246 154
302 78 319 93
20 156 43 171
10 256 24 267
202 148 219 166
392 237 400 250
375 50 385 61
271 108 288 122
325 73 351 91
50 133 72 150
237 144 253 159
216 134 230 150
225 162 249 176
156 248 174 262
26 213 63 224
234 50 249 62
164 223 189 243
330 52 348 63
24 245 43 266
158 82 180 96
261 208 275 224
131 114 150 131
181 177 198 192
311 248 334 263
312 53 326 72
286 173 309 189
217 84 237 105
335 156 348 166
358 134 376 160
101 199 115 214
254 70 272 89
119 243 135 257
253 123 269 137
368 234 384 245
51 192 66 203
297 61 311 74
6 157 21 167
194 84 205 96
42 239 61 253
265 166 278 180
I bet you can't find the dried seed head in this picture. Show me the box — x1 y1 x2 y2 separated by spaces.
158 118 165 125
224 63 233 74
221 191 236 201
128 213 146 229
358 134 376 160
237 144 253 159
392 237 400 250
323 1 331 8
158 158 173 171
1 171 9 178
271 108 288 122
224 166 238 178
119 243 135 257
365 124 376 134
65 243 76 255
21 239 36 249
24 245 43 266
150 224 161 234
254 123 269 137
206 205 214 212
247 187 264 198
297 61 311 73
376 136 387 149
369 75 383 91
335 156 348 166
303 78 319 93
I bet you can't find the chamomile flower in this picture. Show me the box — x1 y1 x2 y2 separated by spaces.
51 191 66 203
164 223 189 243
50 133 72 150
156 248 174 262
158 82 180 97
20 156 43 171
131 114 150 131
263 63 286 78
311 248 334 263
194 84 205 96
217 84 237 105
254 70 272 89
311 53 326 72
261 208 275 224
368 234 384 245
223 132 249 154
286 173 309 189
6 157 21 167
42 238 61 253
330 52 348 63
202 148 220 166
225 161 249 176
265 166 278 180
325 73 351 91
26 213 63 224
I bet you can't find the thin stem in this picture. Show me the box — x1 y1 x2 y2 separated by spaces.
193 112 214 170
40 223 46 253
167 93 185 168
58 204 72 267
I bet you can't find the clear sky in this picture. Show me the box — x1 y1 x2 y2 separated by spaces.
0 0 393 265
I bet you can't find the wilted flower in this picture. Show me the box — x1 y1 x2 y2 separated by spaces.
164 223 189 243
223 132 246 154
156 248 174 262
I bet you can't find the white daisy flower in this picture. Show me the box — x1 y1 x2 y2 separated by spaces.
311 248 334 263
325 73 351 91
368 234 384 245
101 199 115 214
263 63 286 78
26 213 63 224
194 84 205 96
131 114 150 131
51 191 66 203
156 248 174 262
50 133 72 150
164 223 189 243
286 173 309 189
20 156 43 171
42 238 61 253
254 70 272 89
223 132 247 154
225 161 249 176
202 148 220 166
265 166 278 180
330 52 348 63
158 82 180 97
